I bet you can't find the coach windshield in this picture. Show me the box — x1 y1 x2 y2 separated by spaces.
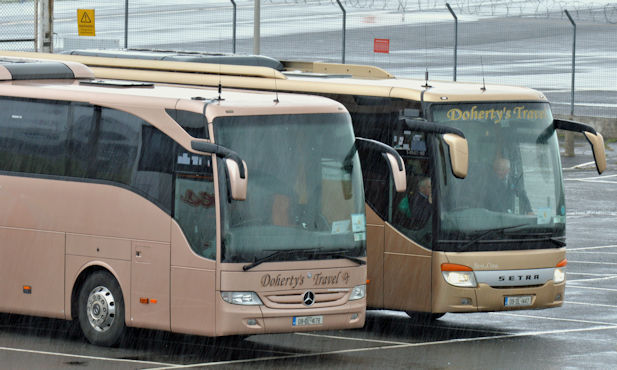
215 113 366 264
432 102 565 252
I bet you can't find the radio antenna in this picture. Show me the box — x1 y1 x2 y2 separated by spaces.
422 24 431 89
273 69 279 103
480 57 487 92
217 63 225 101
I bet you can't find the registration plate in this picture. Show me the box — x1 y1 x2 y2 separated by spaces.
292 315 323 326
504 295 533 307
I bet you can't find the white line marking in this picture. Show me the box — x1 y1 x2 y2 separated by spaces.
0 346 175 367
568 275 617 283
566 174 617 181
490 312 617 326
294 332 413 346
564 161 596 170
566 301 617 309
568 251 617 255
145 325 617 369
565 285 617 292
567 260 617 266
568 245 617 251
567 272 616 277
565 174 617 183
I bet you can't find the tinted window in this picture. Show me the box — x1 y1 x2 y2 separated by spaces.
166 109 208 139
174 151 216 259
0 97 70 176
70 104 174 212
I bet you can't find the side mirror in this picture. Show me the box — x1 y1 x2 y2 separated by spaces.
224 158 248 201
191 140 248 200
554 119 606 174
442 133 469 179
356 138 407 193
403 119 468 179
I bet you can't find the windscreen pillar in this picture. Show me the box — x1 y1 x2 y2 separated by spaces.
36 0 53 52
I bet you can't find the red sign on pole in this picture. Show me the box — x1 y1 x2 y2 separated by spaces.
374 38 390 54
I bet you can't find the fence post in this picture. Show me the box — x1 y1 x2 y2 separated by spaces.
37 0 53 52
335 0 346 64
253 0 260 54
446 3 457 81
124 0 128 48
565 9 576 117
564 9 576 157
231 0 237 53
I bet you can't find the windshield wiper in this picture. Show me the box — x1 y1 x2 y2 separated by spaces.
457 223 529 251
499 231 567 248
242 248 365 271
243 248 323 271
316 249 366 266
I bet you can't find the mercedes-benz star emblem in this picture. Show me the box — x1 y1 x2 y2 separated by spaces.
303 291 315 306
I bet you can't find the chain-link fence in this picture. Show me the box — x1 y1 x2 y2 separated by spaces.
0 0 36 50
1 1 616 118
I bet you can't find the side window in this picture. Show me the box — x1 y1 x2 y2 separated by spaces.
391 132 433 245
95 108 141 184
358 145 390 220
135 125 175 212
0 97 69 176
174 149 216 259
166 109 208 139
69 103 174 212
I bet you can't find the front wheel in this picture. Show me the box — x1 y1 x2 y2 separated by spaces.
406 311 445 323
78 271 126 347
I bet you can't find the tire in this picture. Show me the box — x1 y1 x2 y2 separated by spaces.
405 311 445 322
78 271 126 347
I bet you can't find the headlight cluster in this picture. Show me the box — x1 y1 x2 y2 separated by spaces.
554 258 567 284
441 263 477 287
349 284 366 300
221 291 263 305
442 270 478 288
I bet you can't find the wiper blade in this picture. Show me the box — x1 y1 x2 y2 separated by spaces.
457 223 529 251
546 236 566 247
317 250 366 266
243 248 322 271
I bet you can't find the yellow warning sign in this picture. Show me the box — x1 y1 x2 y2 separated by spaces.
77 9 95 36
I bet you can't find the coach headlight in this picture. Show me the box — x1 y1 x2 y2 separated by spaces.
441 263 477 288
221 291 263 305
349 284 366 301
554 259 567 284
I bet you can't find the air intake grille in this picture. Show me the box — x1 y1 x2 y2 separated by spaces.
261 290 348 309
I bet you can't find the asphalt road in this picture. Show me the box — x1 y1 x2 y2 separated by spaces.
0 142 615 369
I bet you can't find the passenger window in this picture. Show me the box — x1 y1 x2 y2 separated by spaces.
166 109 209 139
0 97 70 176
391 132 433 245
69 103 174 212
174 149 216 259
358 145 390 220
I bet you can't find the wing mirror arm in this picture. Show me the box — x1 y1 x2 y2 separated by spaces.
403 119 469 179
356 138 407 193
554 119 606 174
191 140 248 200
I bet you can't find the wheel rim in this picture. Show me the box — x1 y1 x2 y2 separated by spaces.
86 285 116 332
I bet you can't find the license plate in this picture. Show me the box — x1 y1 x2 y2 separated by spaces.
292 315 323 326
504 295 533 307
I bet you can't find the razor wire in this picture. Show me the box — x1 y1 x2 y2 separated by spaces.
262 0 617 23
